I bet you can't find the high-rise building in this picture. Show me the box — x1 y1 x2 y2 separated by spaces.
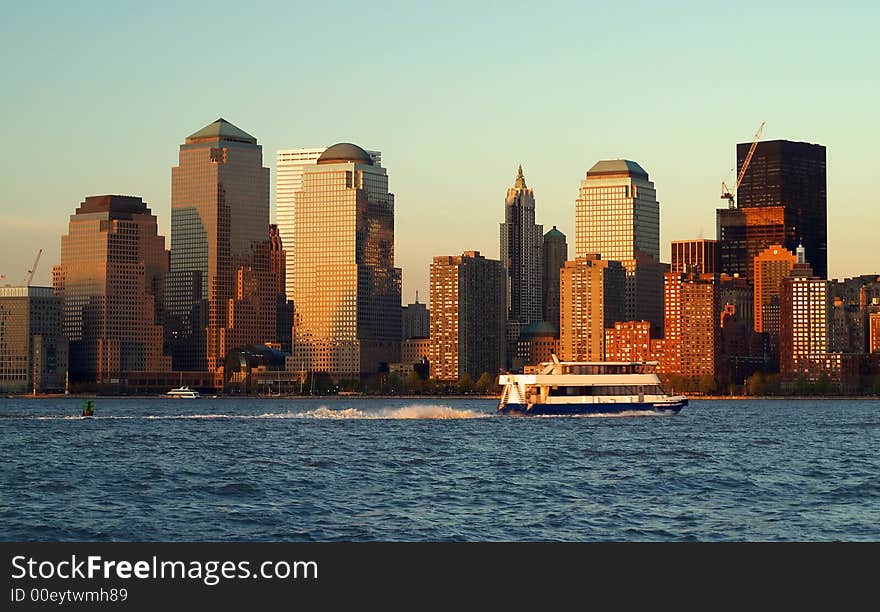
779 256 828 381
54 195 170 383
660 272 721 381
500 165 543 326
575 160 664 330
276 147 380 303
290 143 401 377
401 295 430 340
671 239 717 275
542 226 567 328
0 286 68 393
558 255 625 361
429 251 505 381
165 118 271 372
753 244 796 339
717 140 826 281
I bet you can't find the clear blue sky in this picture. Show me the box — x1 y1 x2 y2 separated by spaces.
1 1 878 302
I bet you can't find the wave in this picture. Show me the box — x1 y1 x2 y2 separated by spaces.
297 405 490 420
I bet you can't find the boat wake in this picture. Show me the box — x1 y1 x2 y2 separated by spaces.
295 405 490 420
11 404 491 421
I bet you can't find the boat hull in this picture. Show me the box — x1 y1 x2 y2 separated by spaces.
499 399 687 416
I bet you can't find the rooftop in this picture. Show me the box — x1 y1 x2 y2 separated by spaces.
586 159 649 179
186 118 257 145
317 143 373 165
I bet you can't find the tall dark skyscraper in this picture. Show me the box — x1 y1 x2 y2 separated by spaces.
500 166 543 326
542 226 567 329
717 140 827 281
165 118 271 372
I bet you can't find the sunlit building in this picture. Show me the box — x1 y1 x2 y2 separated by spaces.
558 255 625 361
661 272 720 381
671 239 717 275
429 251 505 381
276 147 380 302
604 320 656 364
54 195 170 383
753 244 796 338
575 160 664 330
779 254 828 381
290 143 401 377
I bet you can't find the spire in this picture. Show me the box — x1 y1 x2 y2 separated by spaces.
514 164 527 189
415 290 419 304
796 243 806 264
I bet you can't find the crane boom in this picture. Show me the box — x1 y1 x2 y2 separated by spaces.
721 121 765 209
24 249 42 287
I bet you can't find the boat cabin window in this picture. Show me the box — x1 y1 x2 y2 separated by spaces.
548 385 664 397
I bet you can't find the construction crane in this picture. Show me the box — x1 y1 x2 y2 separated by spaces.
23 249 42 286
721 121 765 209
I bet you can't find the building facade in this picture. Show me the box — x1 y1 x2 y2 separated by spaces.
429 251 505 381
276 147 381 303
558 255 625 361
661 273 721 381
779 260 829 382
290 143 401 377
718 140 826 281
753 244 796 338
165 118 272 372
54 195 170 383
671 239 717 275
542 226 567 329
0 286 68 393
401 297 430 340
575 159 664 330
604 320 656 364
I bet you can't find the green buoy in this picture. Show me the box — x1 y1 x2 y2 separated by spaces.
82 400 95 417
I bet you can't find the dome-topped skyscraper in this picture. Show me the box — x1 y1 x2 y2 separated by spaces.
291 143 401 377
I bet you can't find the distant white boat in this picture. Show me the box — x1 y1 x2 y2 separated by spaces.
166 386 200 399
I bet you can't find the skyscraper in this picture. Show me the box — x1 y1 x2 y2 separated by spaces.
717 140 827 281
500 165 543 326
54 195 170 383
542 226 567 329
558 255 625 361
165 118 271 372
276 147 380 303
429 251 506 382
290 143 401 377
575 160 664 330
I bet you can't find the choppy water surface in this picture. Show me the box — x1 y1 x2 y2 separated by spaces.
1 397 877 541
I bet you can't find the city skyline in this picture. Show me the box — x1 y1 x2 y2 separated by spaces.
2 2 879 305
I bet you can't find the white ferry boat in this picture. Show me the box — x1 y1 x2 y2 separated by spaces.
498 357 686 416
166 386 200 399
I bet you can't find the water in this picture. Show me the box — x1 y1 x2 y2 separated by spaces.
1 397 878 541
